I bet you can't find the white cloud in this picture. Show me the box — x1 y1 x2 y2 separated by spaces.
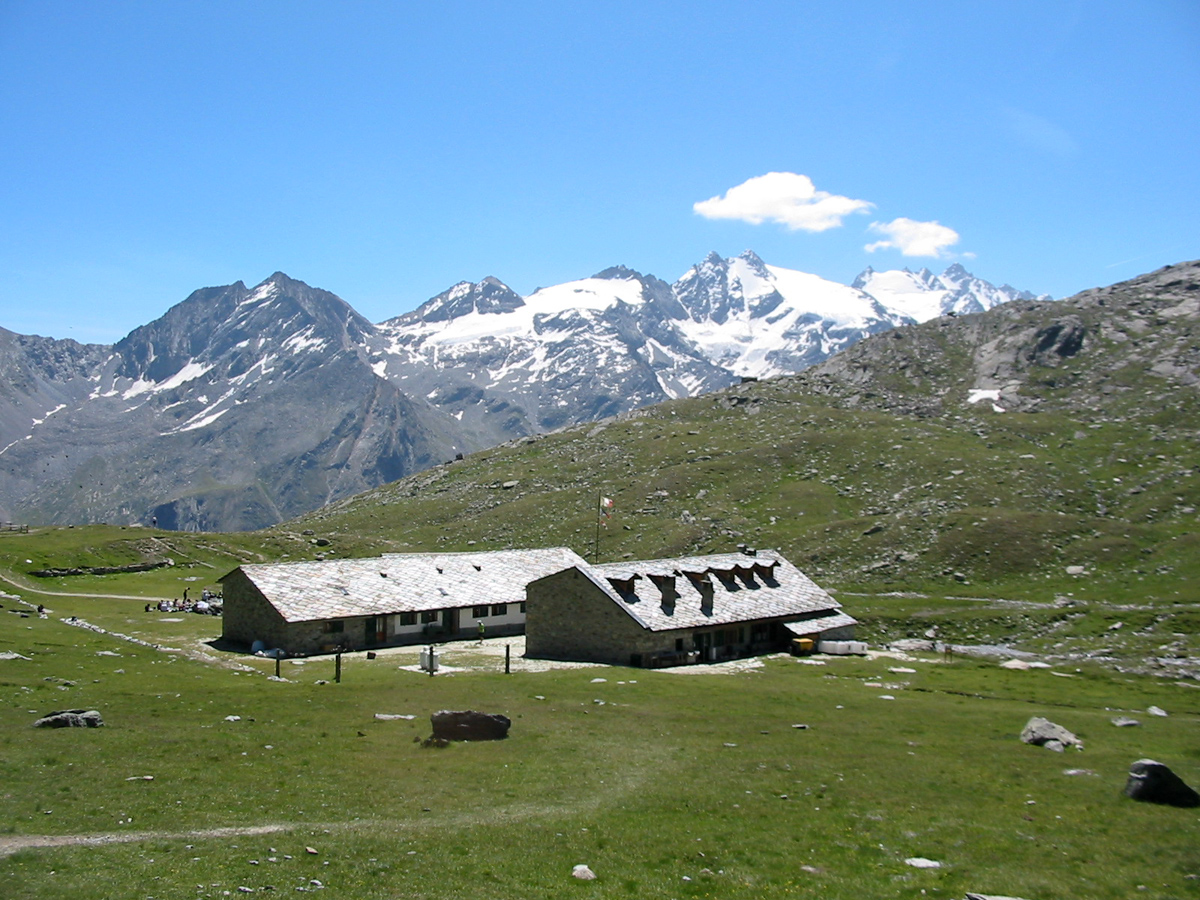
865 218 960 258
693 172 873 232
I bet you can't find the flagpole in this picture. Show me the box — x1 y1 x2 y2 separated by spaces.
593 491 602 563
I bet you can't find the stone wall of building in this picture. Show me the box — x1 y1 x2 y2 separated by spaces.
220 569 289 649
526 569 668 666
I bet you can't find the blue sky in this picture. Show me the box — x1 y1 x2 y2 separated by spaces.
2 1 1197 342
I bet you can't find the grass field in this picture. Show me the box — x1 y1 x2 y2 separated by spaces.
2 595 1197 900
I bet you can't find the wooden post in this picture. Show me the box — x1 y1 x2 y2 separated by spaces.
429 644 435 677
275 655 281 679
505 643 511 674
335 651 342 683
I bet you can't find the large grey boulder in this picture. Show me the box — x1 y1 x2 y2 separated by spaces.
430 709 511 741
1124 759 1200 808
33 708 104 728
1020 716 1081 750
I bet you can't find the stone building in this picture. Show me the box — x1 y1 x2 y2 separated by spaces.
524 548 854 667
220 547 586 656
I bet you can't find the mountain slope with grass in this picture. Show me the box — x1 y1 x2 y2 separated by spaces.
0 255 1041 531
275 260 1199 675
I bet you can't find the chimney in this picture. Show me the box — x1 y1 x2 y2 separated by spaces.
697 575 714 614
650 574 678 613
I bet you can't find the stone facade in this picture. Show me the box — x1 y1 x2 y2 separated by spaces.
221 568 526 656
526 568 664 665
526 559 855 668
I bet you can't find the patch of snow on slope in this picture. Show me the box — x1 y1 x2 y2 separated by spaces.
238 281 279 307
764 265 882 325
121 361 213 399
174 405 231 433
857 269 948 322
281 326 326 355
31 404 68 425
967 389 1001 404
416 276 646 348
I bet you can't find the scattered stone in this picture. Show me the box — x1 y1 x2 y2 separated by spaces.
1000 659 1030 670
1063 768 1097 776
225 715 242 722
888 667 916 674
421 736 450 749
1043 740 1066 753
1124 759 1200 807
799 865 822 874
965 894 1035 900
723 742 738 747
0 651 31 660
305 847 318 855
1147 705 1168 717
889 639 935 652
571 864 596 880
1020 716 1082 750
125 775 154 781
33 708 103 728
430 710 511 741
590 677 607 683
1111 716 1140 727
373 713 416 720
1065 565 1087 576
905 857 941 868
792 724 809 730
879 694 895 700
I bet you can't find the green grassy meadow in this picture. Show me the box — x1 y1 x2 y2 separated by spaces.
1 598 1198 900
1 319 1198 898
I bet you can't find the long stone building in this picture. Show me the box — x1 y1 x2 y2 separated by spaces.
220 547 586 656
219 546 855 666
525 549 855 667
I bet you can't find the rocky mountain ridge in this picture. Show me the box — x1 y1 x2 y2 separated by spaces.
0 252 1046 530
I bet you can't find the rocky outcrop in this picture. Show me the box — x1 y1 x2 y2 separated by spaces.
1020 716 1082 751
430 709 511 741
1124 759 1200 807
33 708 104 728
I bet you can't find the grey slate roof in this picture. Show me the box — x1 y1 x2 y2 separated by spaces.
570 549 850 632
226 547 587 624
782 612 858 634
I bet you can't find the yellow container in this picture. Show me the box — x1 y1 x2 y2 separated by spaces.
791 637 815 655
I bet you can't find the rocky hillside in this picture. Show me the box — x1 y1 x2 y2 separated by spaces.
286 260 1198 635
0 254 1044 531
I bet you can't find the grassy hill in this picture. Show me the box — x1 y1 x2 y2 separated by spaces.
0 262 1197 898
1 261 1198 674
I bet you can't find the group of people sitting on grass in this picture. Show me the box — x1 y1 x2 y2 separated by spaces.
145 587 222 616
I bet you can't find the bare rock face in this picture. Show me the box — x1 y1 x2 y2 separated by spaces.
430 709 511 741
33 708 104 728
1020 716 1082 750
1124 759 1200 808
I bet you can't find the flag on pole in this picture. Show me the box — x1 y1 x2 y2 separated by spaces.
599 496 614 526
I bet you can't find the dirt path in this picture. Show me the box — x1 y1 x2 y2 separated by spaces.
0 567 169 602
0 823 298 857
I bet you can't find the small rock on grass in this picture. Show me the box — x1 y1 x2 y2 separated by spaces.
1111 716 1140 727
1020 716 1082 750
904 857 941 868
572 864 596 880
1147 705 1168 717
